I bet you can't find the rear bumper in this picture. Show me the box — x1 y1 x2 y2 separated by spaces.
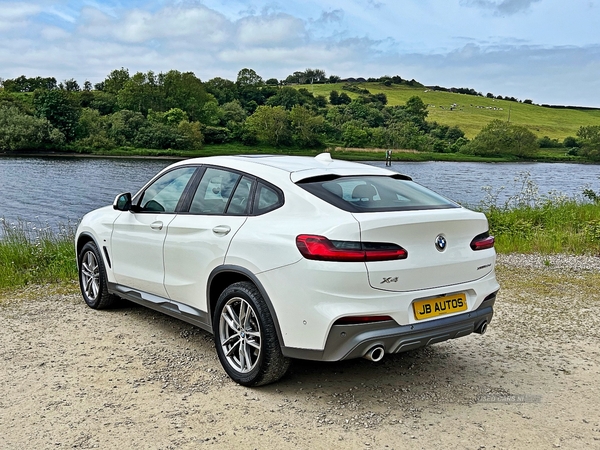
282 292 496 361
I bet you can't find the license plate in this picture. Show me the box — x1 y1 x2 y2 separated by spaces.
413 293 467 320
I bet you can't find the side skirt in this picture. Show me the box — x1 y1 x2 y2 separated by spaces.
108 282 213 333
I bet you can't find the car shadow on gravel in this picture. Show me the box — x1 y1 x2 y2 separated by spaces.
107 298 496 403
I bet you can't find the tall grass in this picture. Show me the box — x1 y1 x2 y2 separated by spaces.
0 218 77 290
476 172 600 255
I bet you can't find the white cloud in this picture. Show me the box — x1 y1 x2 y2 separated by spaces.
40 25 71 40
0 1 599 106
461 0 542 15
236 14 306 47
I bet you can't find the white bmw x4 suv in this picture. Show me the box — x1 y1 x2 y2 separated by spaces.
76 153 499 386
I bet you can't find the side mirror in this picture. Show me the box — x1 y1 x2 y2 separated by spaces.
113 193 132 211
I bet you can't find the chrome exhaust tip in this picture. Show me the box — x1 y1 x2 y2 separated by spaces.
476 321 488 335
363 345 385 362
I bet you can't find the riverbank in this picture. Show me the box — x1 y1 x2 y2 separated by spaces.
0 143 592 164
1 258 599 449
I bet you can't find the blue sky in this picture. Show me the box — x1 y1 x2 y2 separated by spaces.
1 0 599 106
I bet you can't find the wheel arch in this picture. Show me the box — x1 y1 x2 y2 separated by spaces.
207 265 285 348
76 232 111 269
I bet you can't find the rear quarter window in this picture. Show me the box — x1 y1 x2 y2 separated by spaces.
253 182 284 214
297 175 459 212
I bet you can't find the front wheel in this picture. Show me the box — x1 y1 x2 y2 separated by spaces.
213 281 290 386
78 241 117 309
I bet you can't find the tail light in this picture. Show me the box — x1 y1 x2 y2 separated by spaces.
470 231 495 251
296 235 407 262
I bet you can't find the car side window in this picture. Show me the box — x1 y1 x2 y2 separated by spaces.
138 167 196 213
254 182 283 214
189 168 242 215
226 176 253 215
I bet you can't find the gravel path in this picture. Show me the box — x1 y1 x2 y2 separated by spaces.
1 257 599 449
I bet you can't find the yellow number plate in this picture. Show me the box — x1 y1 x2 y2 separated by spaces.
413 293 467 320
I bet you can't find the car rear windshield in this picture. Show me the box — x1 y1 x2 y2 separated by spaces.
297 175 459 212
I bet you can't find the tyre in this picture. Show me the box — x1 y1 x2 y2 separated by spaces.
78 241 117 309
213 281 290 386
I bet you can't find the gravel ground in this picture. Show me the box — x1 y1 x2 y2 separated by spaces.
1 255 600 449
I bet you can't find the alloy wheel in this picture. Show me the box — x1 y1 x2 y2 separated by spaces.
218 297 262 373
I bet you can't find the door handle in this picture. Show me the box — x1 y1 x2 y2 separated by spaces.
150 221 163 231
212 225 231 236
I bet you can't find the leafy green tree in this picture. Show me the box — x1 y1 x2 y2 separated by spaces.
404 96 428 125
33 89 80 142
236 68 263 87
117 71 173 116
162 70 212 122
148 108 188 126
133 122 183 149
537 135 562 148
203 126 231 144
577 125 600 159
199 98 222 126
341 122 370 147
2 76 57 92
329 90 340 105
103 68 130 95
0 105 62 151
371 122 424 150
370 93 387 106
245 105 291 146
107 110 147 146
343 98 385 127
266 87 306 110
177 121 204 149
205 77 237 105
563 136 580 148
314 95 327 108
221 100 247 124
290 105 325 147
89 91 118 115
463 120 538 157
74 108 115 150
63 79 80 92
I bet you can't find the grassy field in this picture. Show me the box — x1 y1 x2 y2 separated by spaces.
301 82 600 140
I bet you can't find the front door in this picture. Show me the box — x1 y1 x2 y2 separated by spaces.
111 166 197 298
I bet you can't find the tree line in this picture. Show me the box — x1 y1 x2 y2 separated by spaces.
0 68 598 159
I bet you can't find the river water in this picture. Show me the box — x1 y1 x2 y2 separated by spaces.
0 156 598 228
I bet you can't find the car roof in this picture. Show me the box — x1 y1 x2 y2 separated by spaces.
179 153 407 183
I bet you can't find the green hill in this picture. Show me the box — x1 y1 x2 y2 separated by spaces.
300 83 600 140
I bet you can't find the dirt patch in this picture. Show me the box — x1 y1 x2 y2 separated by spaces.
1 263 599 449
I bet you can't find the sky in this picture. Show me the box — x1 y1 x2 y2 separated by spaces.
1 0 599 107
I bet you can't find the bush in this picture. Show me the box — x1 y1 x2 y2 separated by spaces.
463 120 538 157
0 105 62 151
203 126 231 144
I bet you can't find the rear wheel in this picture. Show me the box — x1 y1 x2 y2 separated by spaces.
213 281 290 386
78 241 117 309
